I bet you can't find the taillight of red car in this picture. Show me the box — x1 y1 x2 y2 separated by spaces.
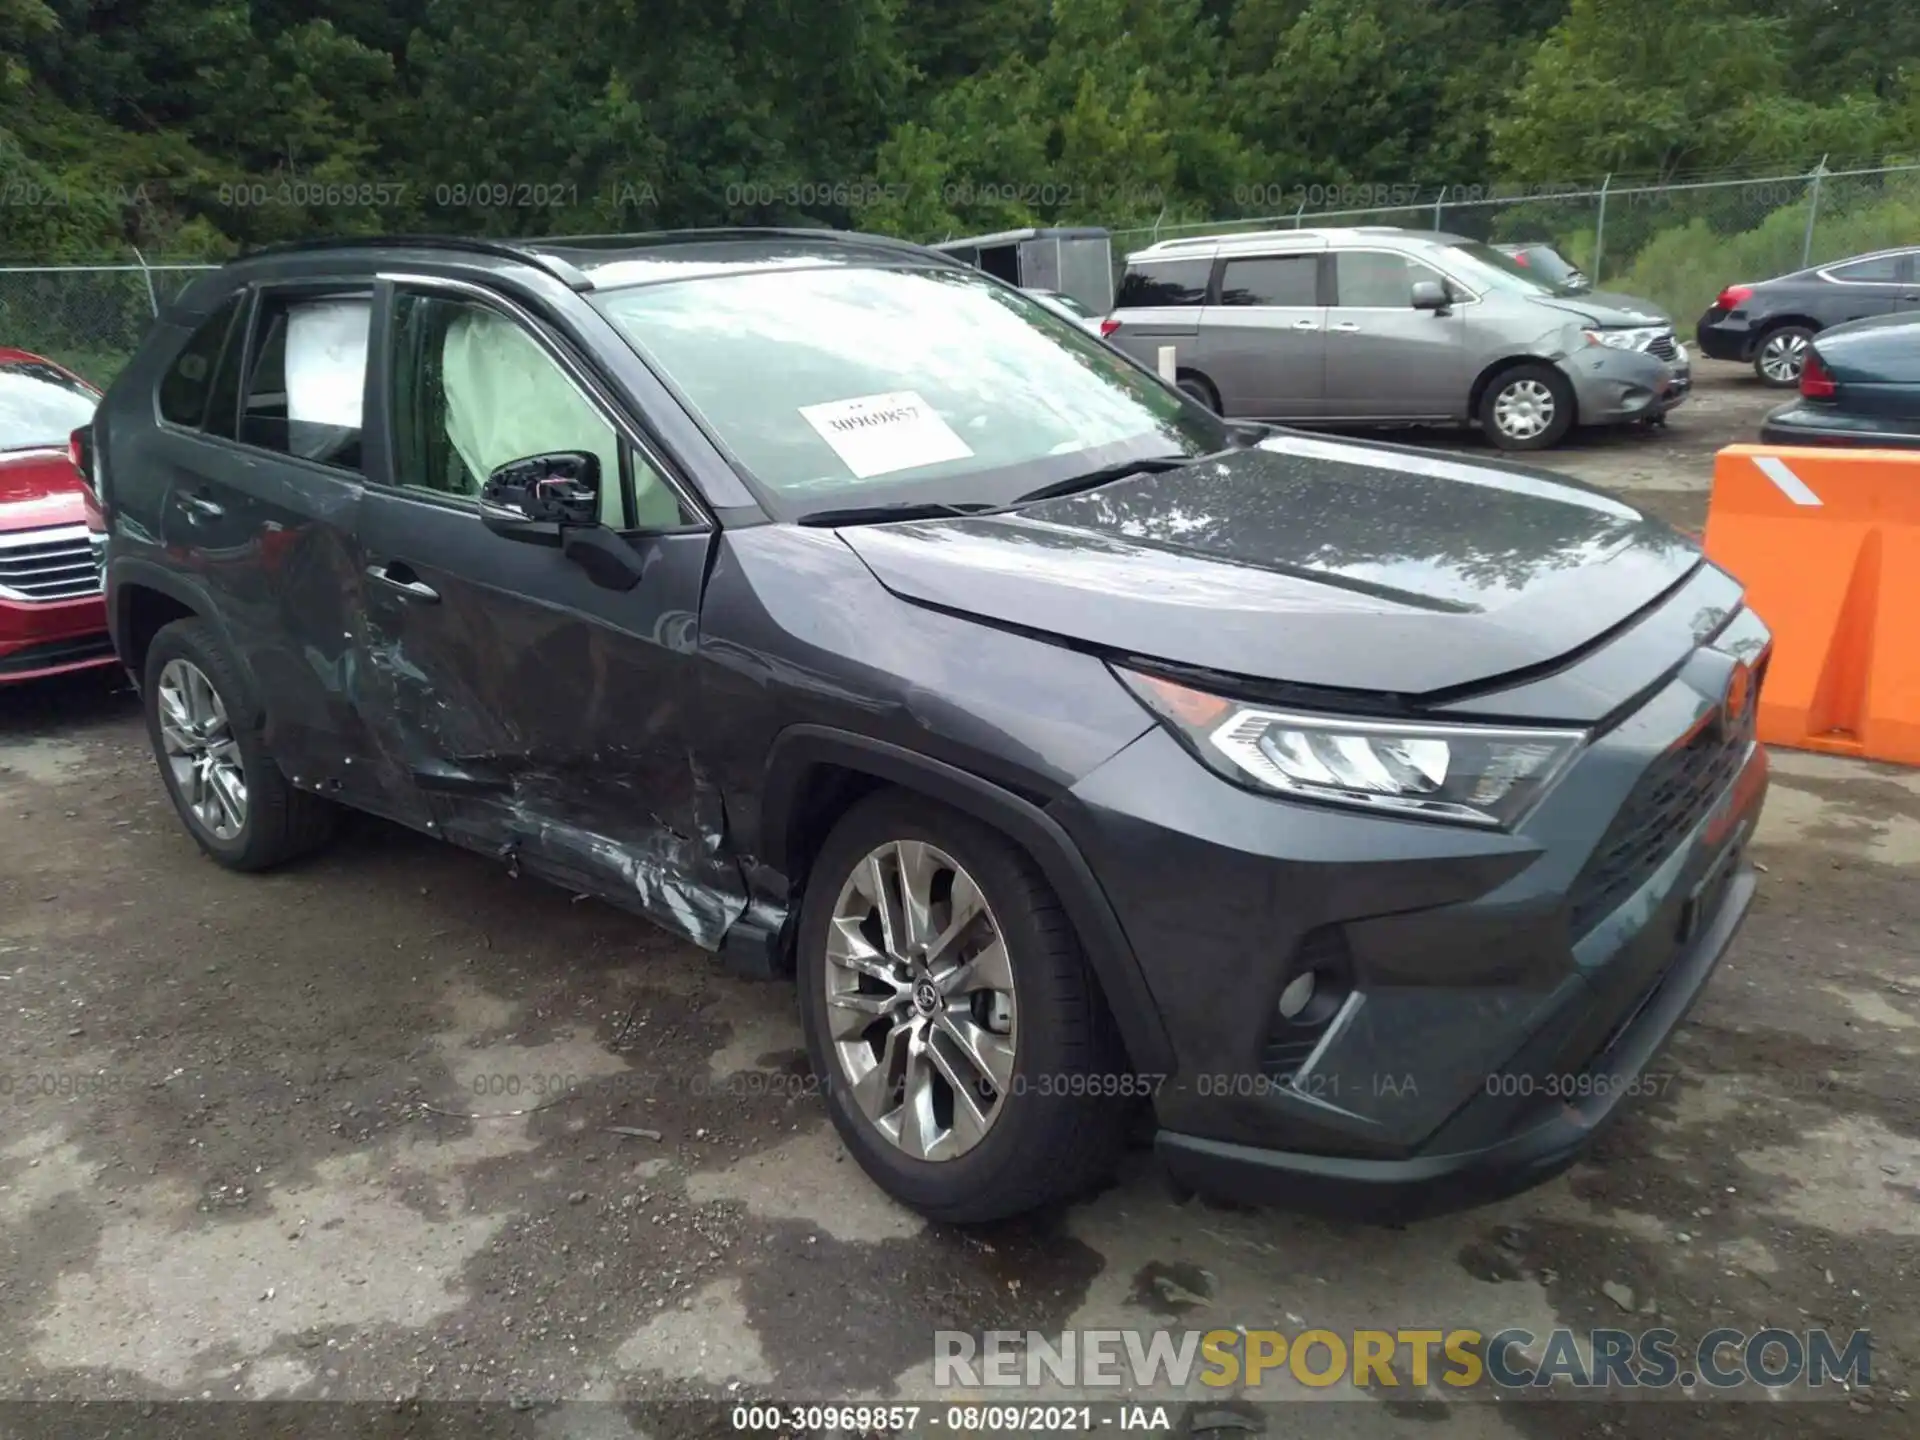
1099 317 1122 338
1714 284 1753 313
1799 350 1838 400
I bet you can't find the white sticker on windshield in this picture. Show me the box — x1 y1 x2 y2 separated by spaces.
799 390 974 479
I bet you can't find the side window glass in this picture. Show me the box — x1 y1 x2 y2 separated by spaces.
389 292 691 529
1336 251 1422 307
1831 255 1900 283
157 294 244 431
1218 255 1318 307
1115 260 1212 308
239 292 371 471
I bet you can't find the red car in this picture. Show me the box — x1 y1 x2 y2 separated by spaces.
0 347 114 682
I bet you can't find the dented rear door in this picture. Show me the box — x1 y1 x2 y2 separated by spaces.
349 277 742 948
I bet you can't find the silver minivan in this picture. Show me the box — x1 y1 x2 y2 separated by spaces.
1102 227 1689 450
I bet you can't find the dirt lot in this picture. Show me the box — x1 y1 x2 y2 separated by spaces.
2 361 1915 1437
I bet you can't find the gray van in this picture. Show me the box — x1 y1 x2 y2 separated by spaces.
1104 228 1688 450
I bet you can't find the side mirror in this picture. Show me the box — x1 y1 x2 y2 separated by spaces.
478 451 601 546
1410 280 1451 312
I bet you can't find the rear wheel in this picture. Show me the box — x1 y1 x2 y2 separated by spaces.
142 618 336 871
1481 363 1575 451
1176 372 1220 412
1754 324 1814 387
795 790 1131 1222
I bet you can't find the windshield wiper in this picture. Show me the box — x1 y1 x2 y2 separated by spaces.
1010 453 1210 507
796 500 998 528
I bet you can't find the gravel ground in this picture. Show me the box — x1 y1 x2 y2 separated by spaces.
2 360 1913 1438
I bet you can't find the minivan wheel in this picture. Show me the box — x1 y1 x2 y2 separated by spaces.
1481 364 1574 450
795 790 1132 1222
1177 373 1220 412
1754 325 1814 387
142 618 336 871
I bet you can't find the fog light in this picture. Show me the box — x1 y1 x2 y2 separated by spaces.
1277 971 1316 1021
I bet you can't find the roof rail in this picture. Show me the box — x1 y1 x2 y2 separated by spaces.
1144 228 1331 252
535 226 958 265
235 235 596 291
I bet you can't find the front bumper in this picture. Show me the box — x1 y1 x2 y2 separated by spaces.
0 593 115 683
1157 859 1755 1222
1053 611 1771 1221
1563 344 1690 425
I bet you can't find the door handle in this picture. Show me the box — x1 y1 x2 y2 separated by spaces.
1292 319 1319 330
1331 321 1361 334
178 491 224 520
365 562 440 603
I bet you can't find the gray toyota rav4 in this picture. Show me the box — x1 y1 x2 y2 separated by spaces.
1105 227 1689 450
86 229 1766 1224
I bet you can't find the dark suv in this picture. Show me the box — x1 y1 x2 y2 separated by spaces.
92 230 1770 1224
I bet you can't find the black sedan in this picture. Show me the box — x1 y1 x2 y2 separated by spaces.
1696 246 1920 387
1760 312 1920 448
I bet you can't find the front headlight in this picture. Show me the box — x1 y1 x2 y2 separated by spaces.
1117 669 1585 829
1584 327 1658 351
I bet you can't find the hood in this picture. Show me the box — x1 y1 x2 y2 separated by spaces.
0 447 86 533
1526 289 1671 328
834 432 1702 699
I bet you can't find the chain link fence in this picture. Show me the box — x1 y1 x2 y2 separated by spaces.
6 161 1918 386
1111 161 1920 323
0 262 214 387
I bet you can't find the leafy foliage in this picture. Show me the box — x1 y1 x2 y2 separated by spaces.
0 0 1916 259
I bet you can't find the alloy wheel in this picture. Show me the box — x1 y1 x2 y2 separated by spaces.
823 840 1016 1161
1493 378 1556 440
156 657 248 841
1758 331 1808 384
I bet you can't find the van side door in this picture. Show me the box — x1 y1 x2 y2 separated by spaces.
1195 252 1327 419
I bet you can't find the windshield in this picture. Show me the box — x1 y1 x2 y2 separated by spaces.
1444 242 1570 297
0 359 99 452
594 265 1225 513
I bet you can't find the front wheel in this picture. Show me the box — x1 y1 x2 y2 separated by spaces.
1481 363 1575 450
795 790 1132 1222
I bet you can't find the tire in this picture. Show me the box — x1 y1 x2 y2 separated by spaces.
795 789 1132 1222
142 617 336 872
1480 363 1575 451
1177 372 1220 412
1753 324 1815 387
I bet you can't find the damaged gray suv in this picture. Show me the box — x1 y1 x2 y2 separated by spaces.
91 230 1768 1224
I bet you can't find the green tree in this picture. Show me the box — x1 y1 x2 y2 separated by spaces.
1494 0 1894 178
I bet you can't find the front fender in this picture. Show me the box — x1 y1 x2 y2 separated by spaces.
760 724 1176 1075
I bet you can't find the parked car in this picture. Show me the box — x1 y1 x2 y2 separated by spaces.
1102 227 1688 450
1759 312 1920 448
95 230 1768 1224
1695 246 1920 387
1495 242 1591 293
0 347 113 683
1022 287 1106 334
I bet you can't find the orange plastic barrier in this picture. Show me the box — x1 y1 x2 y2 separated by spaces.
1704 444 1920 764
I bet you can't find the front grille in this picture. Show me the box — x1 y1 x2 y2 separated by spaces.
1645 332 1679 361
0 525 101 603
1567 681 1760 939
